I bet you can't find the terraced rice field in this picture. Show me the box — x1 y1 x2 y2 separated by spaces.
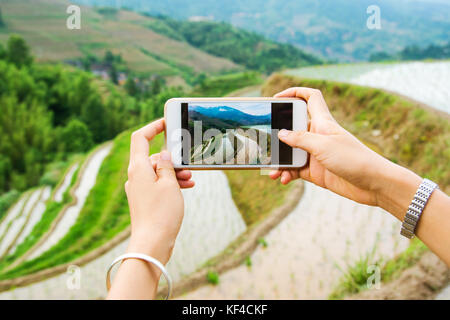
285 61 450 114
0 130 248 299
9 187 52 255
0 190 43 258
0 0 239 75
0 170 246 299
0 62 448 299
180 63 450 299
0 196 30 248
181 182 410 299
53 164 79 203
26 145 112 261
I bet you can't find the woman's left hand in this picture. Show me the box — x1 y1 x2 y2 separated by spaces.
125 118 193 264
108 118 193 299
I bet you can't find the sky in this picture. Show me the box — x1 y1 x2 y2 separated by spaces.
190 102 271 116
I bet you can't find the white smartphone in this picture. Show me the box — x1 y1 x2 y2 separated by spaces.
164 97 308 169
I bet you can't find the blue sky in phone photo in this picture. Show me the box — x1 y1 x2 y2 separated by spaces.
189 102 271 116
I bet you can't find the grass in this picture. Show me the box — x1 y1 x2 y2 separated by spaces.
0 190 20 223
206 271 220 285
329 254 377 300
0 131 163 279
190 72 263 97
381 238 428 282
329 246 379 300
224 170 291 226
329 239 427 299
257 237 268 248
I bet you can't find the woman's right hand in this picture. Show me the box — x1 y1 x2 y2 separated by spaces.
270 87 450 267
269 87 422 215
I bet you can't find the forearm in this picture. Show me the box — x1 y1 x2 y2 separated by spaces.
375 162 450 266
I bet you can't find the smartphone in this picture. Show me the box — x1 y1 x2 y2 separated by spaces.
164 97 308 169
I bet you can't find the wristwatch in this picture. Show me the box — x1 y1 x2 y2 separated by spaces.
400 178 439 239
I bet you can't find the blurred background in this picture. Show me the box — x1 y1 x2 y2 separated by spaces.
0 0 448 300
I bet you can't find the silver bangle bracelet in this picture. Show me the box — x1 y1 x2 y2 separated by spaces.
106 252 172 300
400 178 439 239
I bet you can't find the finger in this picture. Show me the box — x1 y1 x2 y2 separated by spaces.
150 153 160 171
289 169 300 181
274 87 318 99
153 153 192 182
130 119 165 165
278 129 327 155
178 179 195 189
298 165 311 182
152 154 191 180
280 171 292 185
275 87 332 120
176 169 192 181
156 150 177 182
269 170 282 180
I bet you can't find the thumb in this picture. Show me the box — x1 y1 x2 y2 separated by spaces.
278 129 326 155
156 150 177 182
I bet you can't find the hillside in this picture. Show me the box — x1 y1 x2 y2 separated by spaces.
0 0 321 80
76 0 450 61
138 15 321 73
370 41 450 62
0 0 239 78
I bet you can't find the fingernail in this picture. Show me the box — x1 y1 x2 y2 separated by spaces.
278 129 290 138
160 150 171 161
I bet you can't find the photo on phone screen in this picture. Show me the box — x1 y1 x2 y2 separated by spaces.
181 102 293 165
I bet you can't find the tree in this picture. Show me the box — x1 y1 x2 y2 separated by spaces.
151 76 163 95
60 119 94 153
104 50 115 66
81 94 108 142
108 64 119 84
125 76 140 97
0 155 12 192
7 35 32 68
0 43 6 60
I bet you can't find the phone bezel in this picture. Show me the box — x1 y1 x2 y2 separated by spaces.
164 97 308 169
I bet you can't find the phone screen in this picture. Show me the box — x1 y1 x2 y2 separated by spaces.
180 102 293 165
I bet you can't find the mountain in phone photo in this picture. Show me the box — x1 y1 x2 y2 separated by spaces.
189 105 271 127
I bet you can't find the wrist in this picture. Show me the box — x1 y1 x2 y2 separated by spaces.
127 228 175 265
374 161 422 221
